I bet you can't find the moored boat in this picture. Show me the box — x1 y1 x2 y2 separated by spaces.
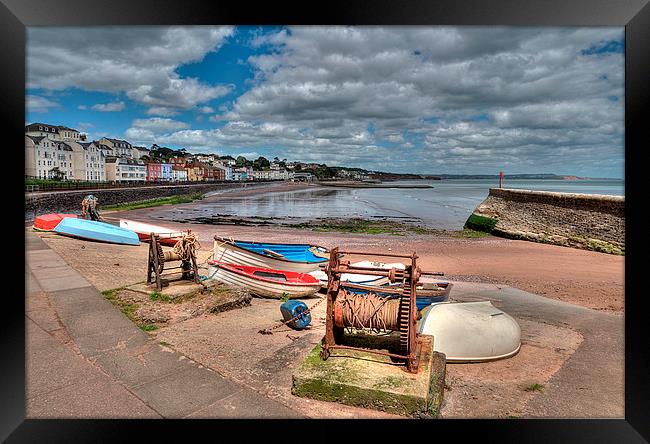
341 280 452 309
54 217 140 246
308 260 401 287
418 301 521 362
206 260 322 299
119 219 187 246
213 236 329 273
33 213 78 231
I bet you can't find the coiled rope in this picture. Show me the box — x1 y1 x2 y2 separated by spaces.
335 289 401 332
173 232 201 261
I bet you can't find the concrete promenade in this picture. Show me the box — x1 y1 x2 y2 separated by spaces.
25 230 303 419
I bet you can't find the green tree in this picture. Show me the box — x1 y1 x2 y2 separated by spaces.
252 156 270 171
236 156 251 167
49 167 65 181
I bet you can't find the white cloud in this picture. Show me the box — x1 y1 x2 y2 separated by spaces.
91 101 126 112
146 106 180 116
27 95 60 113
28 26 235 111
198 106 215 114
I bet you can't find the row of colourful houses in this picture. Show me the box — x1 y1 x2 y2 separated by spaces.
24 122 294 183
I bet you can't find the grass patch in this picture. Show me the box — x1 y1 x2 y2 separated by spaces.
291 218 439 236
452 228 491 238
524 383 544 392
103 286 162 332
101 287 138 322
464 214 498 233
149 290 173 302
103 192 204 211
279 292 291 303
139 324 159 332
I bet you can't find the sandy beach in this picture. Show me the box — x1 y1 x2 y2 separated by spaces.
105 181 624 312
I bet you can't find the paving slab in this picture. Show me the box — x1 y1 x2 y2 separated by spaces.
187 389 306 419
25 231 50 250
27 376 161 419
26 318 159 418
89 343 193 389
131 365 242 418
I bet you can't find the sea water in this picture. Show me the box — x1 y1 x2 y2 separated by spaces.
169 179 624 230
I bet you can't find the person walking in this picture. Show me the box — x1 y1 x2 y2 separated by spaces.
81 194 101 221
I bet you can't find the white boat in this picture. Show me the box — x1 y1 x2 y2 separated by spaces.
418 301 521 362
308 260 403 287
206 260 322 299
120 219 187 245
213 237 329 274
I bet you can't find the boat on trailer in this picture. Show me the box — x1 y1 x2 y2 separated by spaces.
206 260 322 299
213 236 329 273
119 219 187 246
33 213 78 231
54 218 140 246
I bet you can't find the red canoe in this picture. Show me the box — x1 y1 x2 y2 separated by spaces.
33 213 78 231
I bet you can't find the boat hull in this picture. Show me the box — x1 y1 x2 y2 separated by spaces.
54 218 140 246
418 301 521 362
213 239 327 273
120 219 185 246
342 282 451 309
33 213 78 231
207 264 321 299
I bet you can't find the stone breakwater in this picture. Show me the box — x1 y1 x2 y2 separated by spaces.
466 188 625 255
24 182 267 222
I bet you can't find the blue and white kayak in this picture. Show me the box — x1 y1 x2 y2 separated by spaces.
54 217 140 246
213 236 328 273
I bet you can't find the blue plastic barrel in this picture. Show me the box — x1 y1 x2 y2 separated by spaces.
280 300 312 330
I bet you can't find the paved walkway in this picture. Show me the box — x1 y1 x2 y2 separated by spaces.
25 231 303 418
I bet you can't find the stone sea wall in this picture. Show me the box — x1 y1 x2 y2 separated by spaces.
25 182 266 221
466 188 625 255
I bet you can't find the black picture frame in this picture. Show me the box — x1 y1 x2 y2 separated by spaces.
5 0 649 441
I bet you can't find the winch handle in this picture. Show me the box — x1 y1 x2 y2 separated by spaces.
420 271 445 276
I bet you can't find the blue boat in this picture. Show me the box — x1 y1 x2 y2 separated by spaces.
213 236 328 273
54 218 140 246
342 282 452 310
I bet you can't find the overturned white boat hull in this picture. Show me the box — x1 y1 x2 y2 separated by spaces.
418 301 521 363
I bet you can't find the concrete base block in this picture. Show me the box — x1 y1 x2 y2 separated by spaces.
129 280 204 299
292 333 446 418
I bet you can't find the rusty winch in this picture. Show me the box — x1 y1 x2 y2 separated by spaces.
146 232 200 291
320 248 441 373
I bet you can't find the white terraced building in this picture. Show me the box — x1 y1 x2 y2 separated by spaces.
105 156 146 183
25 122 85 142
70 141 106 182
25 135 75 180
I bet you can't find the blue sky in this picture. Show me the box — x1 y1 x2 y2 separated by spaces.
27 26 624 178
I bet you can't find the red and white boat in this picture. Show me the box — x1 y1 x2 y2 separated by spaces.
206 260 322 299
33 213 78 231
119 219 187 246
